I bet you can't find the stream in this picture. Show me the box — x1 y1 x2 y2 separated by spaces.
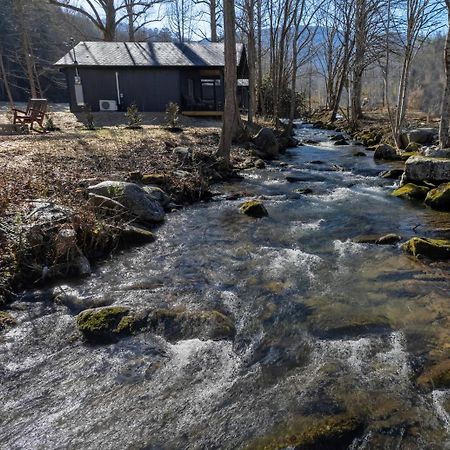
1 123 450 449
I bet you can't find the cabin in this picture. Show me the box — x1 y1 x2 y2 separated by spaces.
55 41 249 116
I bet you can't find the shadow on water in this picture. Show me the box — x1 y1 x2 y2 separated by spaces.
1 122 450 449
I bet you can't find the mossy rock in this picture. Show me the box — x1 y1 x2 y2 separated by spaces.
148 309 235 341
417 359 450 389
391 183 430 200
405 142 422 152
0 311 16 330
76 306 141 343
402 237 450 260
141 173 167 185
120 224 155 245
240 200 268 218
357 131 382 147
248 413 364 450
424 182 450 211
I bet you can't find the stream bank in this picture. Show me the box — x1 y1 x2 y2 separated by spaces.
1 122 450 449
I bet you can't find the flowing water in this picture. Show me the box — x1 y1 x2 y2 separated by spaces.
1 124 450 449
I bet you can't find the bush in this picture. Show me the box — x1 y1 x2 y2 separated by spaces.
165 102 180 129
259 75 306 118
125 103 143 129
44 112 60 132
83 105 95 130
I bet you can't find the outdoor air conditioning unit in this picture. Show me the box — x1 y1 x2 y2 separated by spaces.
99 100 118 111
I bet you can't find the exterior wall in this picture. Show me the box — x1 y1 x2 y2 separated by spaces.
63 67 181 112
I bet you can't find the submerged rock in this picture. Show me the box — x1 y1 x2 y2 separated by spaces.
285 173 326 183
254 159 266 169
417 360 450 389
76 306 136 343
424 182 450 211
402 237 450 260
253 127 279 159
404 156 450 184
250 413 364 450
391 183 430 200
379 169 404 179
148 309 235 341
88 181 165 223
294 188 314 195
353 151 367 156
333 139 349 146
239 200 268 218
119 224 155 245
0 311 16 330
353 234 402 245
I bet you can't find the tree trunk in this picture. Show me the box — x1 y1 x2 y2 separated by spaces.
351 0 366 122
210 0 218 42
0 47 14 106
126 2 135 41
440 6 450 149
16 0 37 97
104 0 116 41
217 0 242 163
247 0 257 125
256 0 265 116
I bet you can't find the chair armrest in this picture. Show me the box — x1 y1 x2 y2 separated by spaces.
12 108 28 114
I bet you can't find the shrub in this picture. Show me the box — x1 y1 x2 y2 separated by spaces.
83 105 95 130
165 102 180 129
125 103 143 129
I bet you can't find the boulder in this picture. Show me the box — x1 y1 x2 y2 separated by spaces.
88 181 165 223
376 233 403 245
391 183 430 200
424 182 450 211
402 237 450 260
88 193 127 213
373 144 399 160
76 306 135 343
26 201 73 226
333 139 349 146
278 135 299 152
142 185 171 208
148 309 235 341
404 156 450 184
141 173 167 185
356 131 382 147
400 128 437 147
423 147 450 158
253 127 279 159
239 200 268 218
120 224 155 245
254 159 266 169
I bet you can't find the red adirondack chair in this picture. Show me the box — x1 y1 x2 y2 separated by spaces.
13 99 48 131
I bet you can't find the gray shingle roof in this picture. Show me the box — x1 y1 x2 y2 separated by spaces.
55 41 245 68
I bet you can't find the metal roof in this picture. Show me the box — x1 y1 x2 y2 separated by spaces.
55 41 245 68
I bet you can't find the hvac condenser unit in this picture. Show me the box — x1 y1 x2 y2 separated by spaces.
99 100 118 111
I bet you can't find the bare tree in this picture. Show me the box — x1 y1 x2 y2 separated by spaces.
439 1 450 148
193 0 221 41
385 0 442 148
218 0 243 163
167 0 196 42
49 0 164 41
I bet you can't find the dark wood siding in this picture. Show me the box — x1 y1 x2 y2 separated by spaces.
118 68 180 111
64 67 181 112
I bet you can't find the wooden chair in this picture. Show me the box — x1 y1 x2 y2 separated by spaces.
13 99 48 131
